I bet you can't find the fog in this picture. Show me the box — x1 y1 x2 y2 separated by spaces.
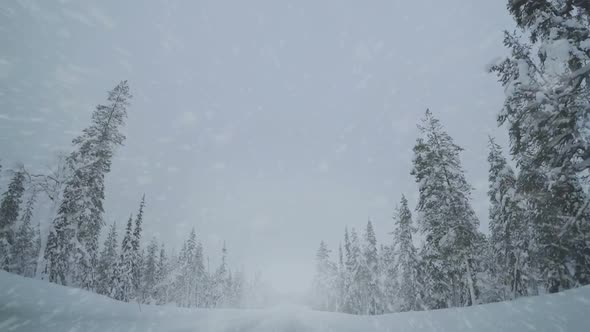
1 0 513 293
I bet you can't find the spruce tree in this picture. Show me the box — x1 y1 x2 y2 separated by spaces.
312 241 338 311
178 229 199 307
337 243 346 312
0 169 26 271
411 109 482 308
142 238 159 303
155 244 169 305
341 227 353 313
346 228 364 314
34 221 41 274
96 222 118 296
194 239 206 306
132 195 145 298
44 81 132 289
381 243 398 312
229 268 245 308
136 248 145 301
490 1 590 292
116 214 135 302
212 242 230 307
173 240 189 306
487 137 530 299
363 220 382 315
391 195 421 311
11 190 38 277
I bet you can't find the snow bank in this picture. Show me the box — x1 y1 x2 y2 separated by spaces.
1 271 589 331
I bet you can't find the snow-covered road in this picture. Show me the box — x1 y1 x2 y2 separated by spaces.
1 271 590 331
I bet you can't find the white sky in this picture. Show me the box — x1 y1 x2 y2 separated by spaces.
0 0 514 293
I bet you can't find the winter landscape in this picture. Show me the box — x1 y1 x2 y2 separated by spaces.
2 0 590 331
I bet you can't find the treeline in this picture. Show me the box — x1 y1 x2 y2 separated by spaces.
312 0 590 314
0 81 262 308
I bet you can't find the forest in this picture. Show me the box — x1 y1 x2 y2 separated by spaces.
1 0 590 318
309 0 590 314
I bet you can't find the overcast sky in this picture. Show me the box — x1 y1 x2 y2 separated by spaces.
0 0 515 293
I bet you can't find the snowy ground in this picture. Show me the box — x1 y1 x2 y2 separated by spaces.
1 271 590 332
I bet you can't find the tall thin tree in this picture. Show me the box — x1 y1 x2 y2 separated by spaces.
44 81 132 289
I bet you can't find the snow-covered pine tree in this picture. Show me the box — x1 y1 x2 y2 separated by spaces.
10 189 38 277
155 244 169 305
44 81 132 290
96 222 118 296
10 191 35 276
142 238 159 303
136 248 146 301
363 220 382 315
311 241 338 311
340 227 355 313
115 214 135 302
380 243 398 313
346 228 365 314
34 221 41 275
229 268 245 308
194 239 206 306
211 242 230 307
0 169 26 272
487 137 530 299
35 153 70 279
490 1 590 292
173 240 188 306
202 258 214 308
178 228 199 307
411 109 482 309
337 243 346 312
391 195 421 312
221 244 234 307
132 195 145 299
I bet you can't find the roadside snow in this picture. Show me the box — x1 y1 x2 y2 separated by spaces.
1 271 589 331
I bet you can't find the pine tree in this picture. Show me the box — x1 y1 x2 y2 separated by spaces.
10 190 38 277
363 220 382 315
34 153 69 279
34 221 41 274
341 227 355 313
490 1 590 292
312 241 338 311
142 238 159 303
390 195 421 311
132 195 145 254
411 109 482 309
173 240 188 306
487 137 531 299
155 244 169 305
136 248 145 301
346 228 364 314
229 268 245 307
96 222 118 296
177 229 201 307
337 243 346 312
115 214 135 302
381 243 398 312
132 195 145 298
194 239 206 306
0 169 26 271
44 81 132 289
211 242 230 307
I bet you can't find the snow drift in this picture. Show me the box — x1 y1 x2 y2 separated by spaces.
1 271 589 332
